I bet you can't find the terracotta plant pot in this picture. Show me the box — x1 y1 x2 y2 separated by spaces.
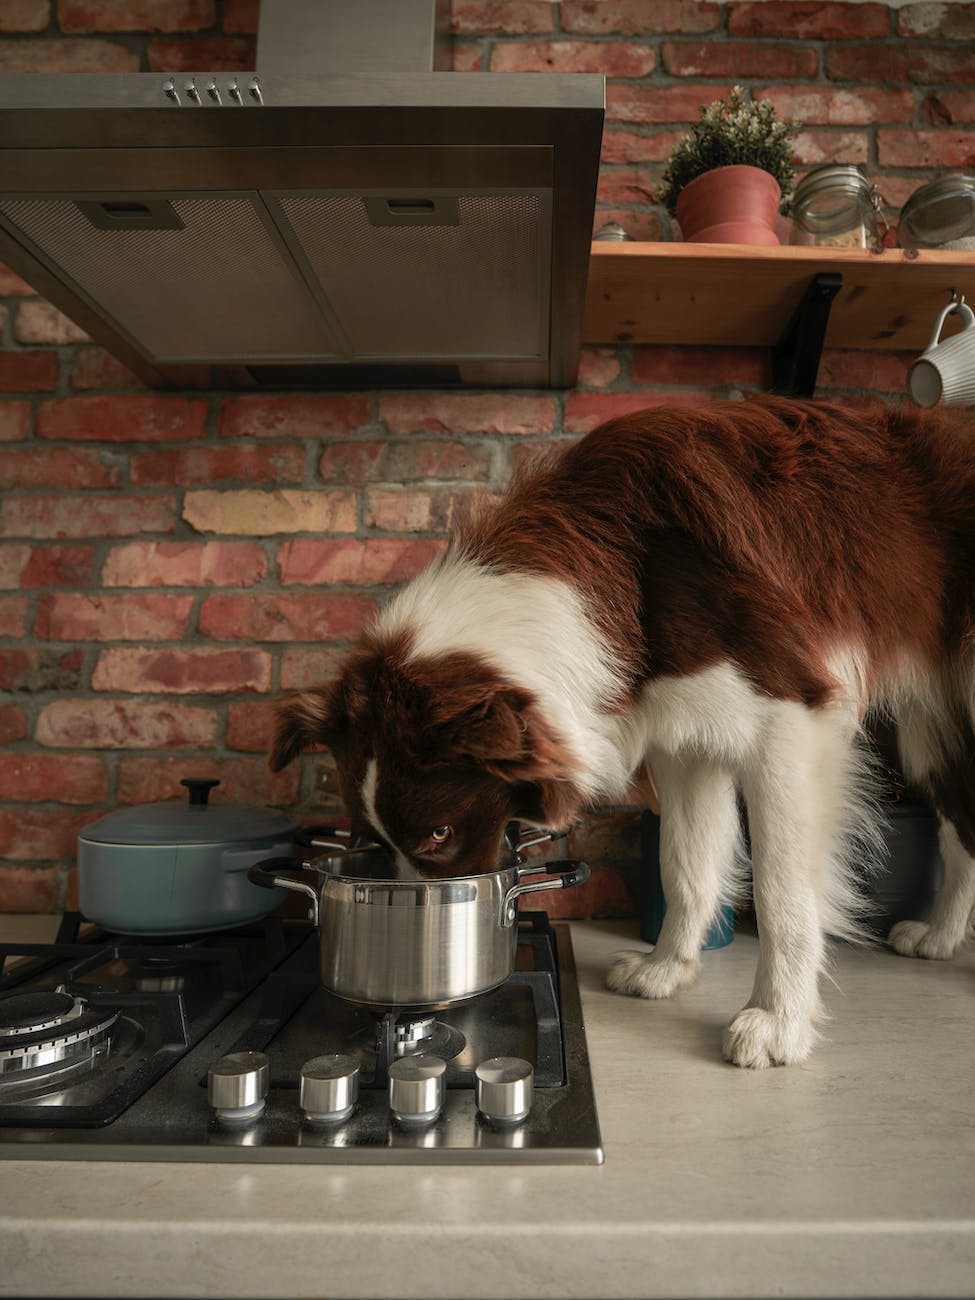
675 164 782 245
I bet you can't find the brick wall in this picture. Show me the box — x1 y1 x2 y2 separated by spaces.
0 0 970 916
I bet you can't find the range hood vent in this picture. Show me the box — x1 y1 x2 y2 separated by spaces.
0 1 604 390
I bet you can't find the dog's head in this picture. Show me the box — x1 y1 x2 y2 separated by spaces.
269 641 581 878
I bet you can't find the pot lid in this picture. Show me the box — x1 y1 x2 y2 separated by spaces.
80 778 299 847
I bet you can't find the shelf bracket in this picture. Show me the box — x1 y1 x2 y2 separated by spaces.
771 271 843 398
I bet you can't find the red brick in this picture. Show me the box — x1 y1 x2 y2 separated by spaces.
632 346 767 387
1 493 176 538
0 647 84 692
534 864 635 920
899 3 975 39
0 36 137 70
577 349 623 388
607 82 734 124
565 391 704 435
562 0 720 34
318 439 491 484
663 41 819 79
116 755 299 808
219 394 370 440
794 129 870 166
510 440 568 475
0 867 60 913
490 40 656 76
827 42 975 83
0 595 28 636
380 392 555 436
449 1 553 33
597 166 662 208
277 538 446 586
927 90 975 122
182 489 356 536
0 263 33 293
58 1 215 32
279 645 351 690
14 300 88 345
602 127 685 165
0 401 30 441
36 395 207 443
199 592 377 642
0 753 107 803
451 40 484 72
131 442 305 487
226 700 275 752
35 592 193 641
879 129 975 169
817 350 912 393
146 35 255 71
0 2 49 32
93 646 271 695
0 704 27 744
0 351 58 392
0 807 98 860
36 699 217 748
364 487 493 533
69 347 146 391
102 540 267 588
0 543 96 588
0 446 121 489
756 86 914 126
222 0 258 34
729 2 890 38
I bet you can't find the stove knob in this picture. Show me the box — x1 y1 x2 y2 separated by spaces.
388 1053 446 1126
207 1051 269 1125
300 1054 360 1126
475 1056 534 1126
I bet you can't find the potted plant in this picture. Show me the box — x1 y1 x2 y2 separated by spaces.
657 87 797 246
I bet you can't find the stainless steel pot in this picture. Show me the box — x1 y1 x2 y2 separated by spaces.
247 832 589 1011
77 778 343 936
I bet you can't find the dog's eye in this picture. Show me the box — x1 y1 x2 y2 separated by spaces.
416 825 453 855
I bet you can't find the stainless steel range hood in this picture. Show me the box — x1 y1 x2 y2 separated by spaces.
0 0 604 390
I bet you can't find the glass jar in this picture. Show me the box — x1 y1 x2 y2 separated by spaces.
788 165 884 250
898 175 975 250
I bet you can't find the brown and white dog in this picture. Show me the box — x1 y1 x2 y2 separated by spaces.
270 396 975 1068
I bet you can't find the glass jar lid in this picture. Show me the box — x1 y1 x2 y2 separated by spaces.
790 166 878 236
899 175 975 248
793 164 874 205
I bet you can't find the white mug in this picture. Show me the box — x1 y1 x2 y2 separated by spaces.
908 299 975 407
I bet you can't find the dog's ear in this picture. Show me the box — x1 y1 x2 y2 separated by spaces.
509 778 582 833
268 685 346 772
432 687 574 785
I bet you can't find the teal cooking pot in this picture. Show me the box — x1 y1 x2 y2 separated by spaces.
76 778 310 935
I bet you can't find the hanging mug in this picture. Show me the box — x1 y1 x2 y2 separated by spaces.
908 298 975 407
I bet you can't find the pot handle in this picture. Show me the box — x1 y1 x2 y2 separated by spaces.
293 825 350 853
247 857 320 924
501 860 590 927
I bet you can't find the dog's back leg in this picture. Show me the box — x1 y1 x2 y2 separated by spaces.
607 751 741 1000
892 702 975 959
724 698 867 1068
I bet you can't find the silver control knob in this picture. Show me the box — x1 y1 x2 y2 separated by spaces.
388 1053 446 1126
207 1051 269 1125
300 1054 360 1126
475 1056 534 1126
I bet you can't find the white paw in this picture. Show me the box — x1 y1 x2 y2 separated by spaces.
722 1007 815 1069
606 949 700 1000
888 919 959 961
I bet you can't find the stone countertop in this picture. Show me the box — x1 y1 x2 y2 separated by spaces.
0 914 972 1299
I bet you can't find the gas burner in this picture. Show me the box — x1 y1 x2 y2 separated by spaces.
128 955 190 994
0 988 118 1078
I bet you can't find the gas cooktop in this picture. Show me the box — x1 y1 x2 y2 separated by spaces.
0 911 602 1165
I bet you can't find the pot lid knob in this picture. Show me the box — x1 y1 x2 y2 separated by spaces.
299 1054 360 1126
475 1056 534 1126
181 777 220 807
387 1053 446 1127
207 1050 268 1125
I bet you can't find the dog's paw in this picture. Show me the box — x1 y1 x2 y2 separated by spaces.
888 919 959 961
606 950 700 1000
722 1007 814 1069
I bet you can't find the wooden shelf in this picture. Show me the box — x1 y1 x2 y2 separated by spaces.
583 242 975 353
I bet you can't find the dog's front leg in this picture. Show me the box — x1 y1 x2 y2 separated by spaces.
724 706 827 1068
608 752 740 1000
